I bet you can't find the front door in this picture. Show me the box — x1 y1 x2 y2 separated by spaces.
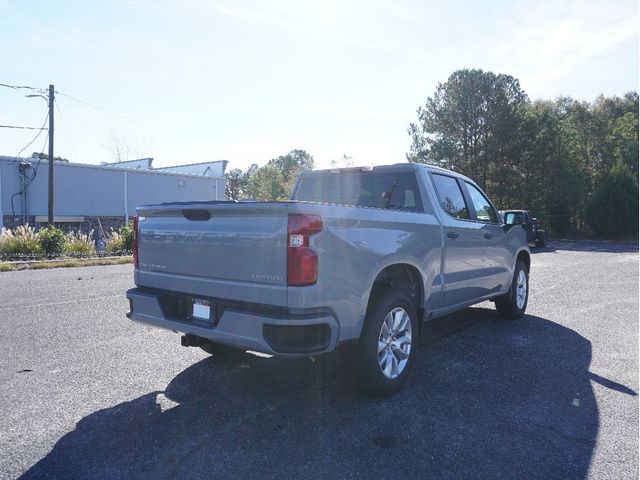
430 173 486 308
462 181 513 294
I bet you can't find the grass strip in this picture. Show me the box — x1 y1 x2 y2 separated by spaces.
0 256 132 272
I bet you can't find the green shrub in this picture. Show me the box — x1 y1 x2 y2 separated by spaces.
0 225 42 258
64 230 96 257
586 161 639 239
118 222 134 251
37 226 66 257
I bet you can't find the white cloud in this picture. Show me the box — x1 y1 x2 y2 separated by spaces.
480 0 638 96
160 131 407 171
198 0 405 54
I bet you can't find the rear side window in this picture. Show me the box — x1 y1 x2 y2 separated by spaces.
465 182 499 223
431 174 469 219
293 171 423 212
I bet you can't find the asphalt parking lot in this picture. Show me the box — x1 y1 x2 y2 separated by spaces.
1 241 638 479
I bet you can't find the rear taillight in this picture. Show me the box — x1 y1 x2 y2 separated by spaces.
287 214 322 286
132 216 138 268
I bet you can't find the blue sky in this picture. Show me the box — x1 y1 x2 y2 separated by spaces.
0 0 637 171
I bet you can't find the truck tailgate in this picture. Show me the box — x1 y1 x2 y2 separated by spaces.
135 202 288 305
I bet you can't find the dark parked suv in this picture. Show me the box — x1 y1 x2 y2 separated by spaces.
501 210 548 248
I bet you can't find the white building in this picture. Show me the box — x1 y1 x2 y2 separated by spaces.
0 155 228 230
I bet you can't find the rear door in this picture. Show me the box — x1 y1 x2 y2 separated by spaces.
430 173 486 307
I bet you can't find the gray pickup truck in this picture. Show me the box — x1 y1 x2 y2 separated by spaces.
126 164 530 396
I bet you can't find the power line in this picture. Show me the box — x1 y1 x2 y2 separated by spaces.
3 82 57 226
10 121 50 226
2 84 149 128
17 112 49 158
54 98 78 162
31 134 49 177
57 91 151 128
0 124 48 130
0 82 44 92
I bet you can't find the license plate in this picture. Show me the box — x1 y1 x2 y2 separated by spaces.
192 299 212 322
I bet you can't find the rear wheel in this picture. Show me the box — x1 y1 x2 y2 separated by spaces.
535 233 547 248
357 289 418 397
495 259 528 319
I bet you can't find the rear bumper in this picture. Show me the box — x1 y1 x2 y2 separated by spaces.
126 288 339 356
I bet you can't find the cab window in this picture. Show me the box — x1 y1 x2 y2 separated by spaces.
431 174 470 220
464 182 499 223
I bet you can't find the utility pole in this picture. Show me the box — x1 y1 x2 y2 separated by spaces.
47 84 54 225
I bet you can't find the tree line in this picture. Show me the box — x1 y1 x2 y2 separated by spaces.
225 149 315 202
226 151 361 203
408 69 638 238
226 69 638 238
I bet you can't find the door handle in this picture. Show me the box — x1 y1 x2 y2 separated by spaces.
484 232 493 240
447 230 459 239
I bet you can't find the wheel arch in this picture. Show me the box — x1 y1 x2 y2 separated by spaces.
516 249 531 273
361 262 426 336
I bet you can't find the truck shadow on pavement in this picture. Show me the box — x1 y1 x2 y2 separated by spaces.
23 307 632 480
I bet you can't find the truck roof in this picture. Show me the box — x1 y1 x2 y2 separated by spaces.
300 163 419 175
299 163 476 185
420 164 475 183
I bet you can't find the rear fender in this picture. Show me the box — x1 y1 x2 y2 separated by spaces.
358 256 432 336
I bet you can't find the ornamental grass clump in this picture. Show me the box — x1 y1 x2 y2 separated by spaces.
0 225 42 259
64 230 96 257
104 229 125 255
103 222 133 255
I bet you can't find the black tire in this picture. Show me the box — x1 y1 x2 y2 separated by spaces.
357 289 418 397
535 233 547 248
199 340 245 358
495 259 529 319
